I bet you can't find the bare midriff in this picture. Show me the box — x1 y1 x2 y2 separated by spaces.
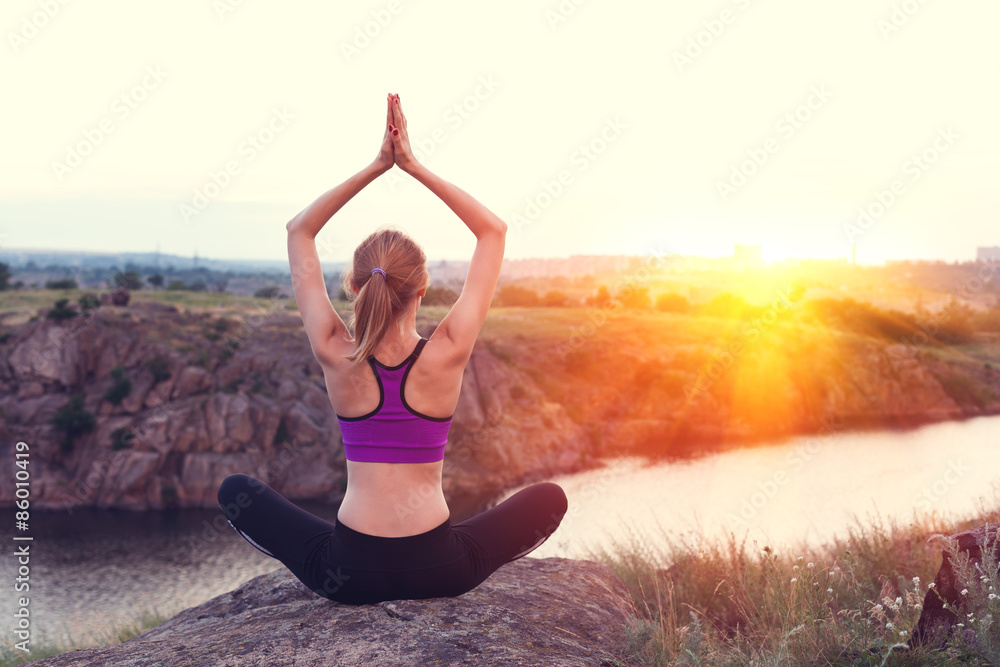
336 460 450 537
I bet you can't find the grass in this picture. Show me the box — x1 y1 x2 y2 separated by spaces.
0 606 177 666
593 503 1000 666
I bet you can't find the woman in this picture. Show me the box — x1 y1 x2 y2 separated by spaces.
217 93 568 605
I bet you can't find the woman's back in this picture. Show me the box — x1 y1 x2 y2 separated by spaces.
323 332 467 536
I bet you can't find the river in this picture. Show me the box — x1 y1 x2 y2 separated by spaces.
3 415 999 649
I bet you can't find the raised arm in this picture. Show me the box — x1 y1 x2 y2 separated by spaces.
389 96 507 367
285 94 397 366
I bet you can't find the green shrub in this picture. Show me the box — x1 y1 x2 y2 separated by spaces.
78 293 101 313
103 366 132 405
48 393 96 452
47 298 78 321
113 270 143 290
45 278 78 289
166 280 188 291
254 285 281 298
146 355 171 383
110 427 135 450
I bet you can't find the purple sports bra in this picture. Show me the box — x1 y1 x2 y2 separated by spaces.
336 338 453 463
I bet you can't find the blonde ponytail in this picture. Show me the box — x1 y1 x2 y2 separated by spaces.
342 228 429 364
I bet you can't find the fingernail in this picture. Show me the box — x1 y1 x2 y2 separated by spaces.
393 129 399 136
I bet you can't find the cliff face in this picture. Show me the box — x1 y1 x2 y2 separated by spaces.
26 557 632 667
0 303 590 512
2 301 999 512
485 316 1000 457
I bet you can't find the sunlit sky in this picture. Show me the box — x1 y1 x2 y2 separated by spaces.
2 0 998 265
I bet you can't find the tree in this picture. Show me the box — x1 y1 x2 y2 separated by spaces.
147 274 164 289
585 285 613 308
541 290 570 307
0 262 11 290
114 270 143 290
45 278 78 289
616 286 652 309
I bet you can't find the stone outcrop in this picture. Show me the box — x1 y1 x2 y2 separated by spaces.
912 524 1000 649
0 302 590 513
28 557 632 667
2 298 999 510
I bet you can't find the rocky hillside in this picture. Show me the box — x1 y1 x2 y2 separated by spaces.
2 300 999 512
0 302 588 513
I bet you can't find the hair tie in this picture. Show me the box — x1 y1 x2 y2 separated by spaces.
371 268 386 278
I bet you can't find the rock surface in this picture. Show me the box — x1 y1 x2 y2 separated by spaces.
29 557 632 667
912 524 1000 648
0 305 590 514
3 299 1000 512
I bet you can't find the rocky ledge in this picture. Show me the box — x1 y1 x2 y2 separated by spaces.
30 557 632 666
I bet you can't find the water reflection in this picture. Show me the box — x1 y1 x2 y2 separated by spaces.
513 416 1000 560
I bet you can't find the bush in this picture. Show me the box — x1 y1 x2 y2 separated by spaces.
45 278 78 289
166 280 188 291
0 262 11 290
803 298 921 341
48 392 96 452
147 274 164 288
47 298 78 321
541 290 570 307
585 285 613 308
699 292 752 319
254 285 280 298
113 270 143 290
110 427 135 450
616 286 652 309
103 366 132 405
78 293 101 313
423 285 459 306
145 355 171 383
656 292 692 314
497 285 539 307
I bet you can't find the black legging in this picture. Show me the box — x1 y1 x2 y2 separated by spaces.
216 474 568 605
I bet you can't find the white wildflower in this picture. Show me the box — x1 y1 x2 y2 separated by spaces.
961 589 969 596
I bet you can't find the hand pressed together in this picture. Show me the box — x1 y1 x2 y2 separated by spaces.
374 93 420 175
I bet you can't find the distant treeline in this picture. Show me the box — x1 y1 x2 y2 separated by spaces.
494 284 1000 344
